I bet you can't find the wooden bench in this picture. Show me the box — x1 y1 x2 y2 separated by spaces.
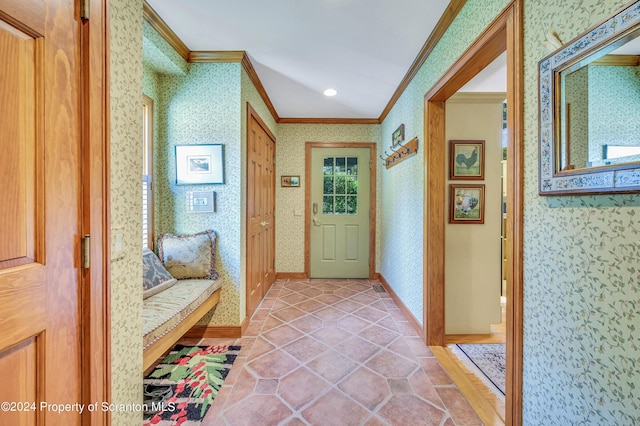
142 279 222 370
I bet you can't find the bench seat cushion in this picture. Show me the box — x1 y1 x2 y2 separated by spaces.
143 278 221 350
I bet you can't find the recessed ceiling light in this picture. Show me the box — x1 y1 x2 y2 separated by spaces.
323 88 337 97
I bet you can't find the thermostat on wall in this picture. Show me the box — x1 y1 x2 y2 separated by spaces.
187 191 215 213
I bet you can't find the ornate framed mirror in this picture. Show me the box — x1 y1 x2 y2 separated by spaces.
539 0 640 195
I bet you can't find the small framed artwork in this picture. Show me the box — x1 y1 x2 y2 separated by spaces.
187 190 216 213
176 144 224 185
392 124 405 147
449 184 485 224
281 175 300 187
449 140 484 180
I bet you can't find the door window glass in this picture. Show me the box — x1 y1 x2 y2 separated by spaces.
322 156 358 214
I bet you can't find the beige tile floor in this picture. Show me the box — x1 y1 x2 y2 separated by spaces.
186 279 482 426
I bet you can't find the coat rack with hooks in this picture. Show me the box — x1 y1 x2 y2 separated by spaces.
379 137 419 169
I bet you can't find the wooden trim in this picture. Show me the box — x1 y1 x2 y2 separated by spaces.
591 54 640 66
189 50 245 63
423 2 523 424
142 0 190 62
184 325 241 339
247 102 276 142
143 289 221 370
83 0 110 423
447 92 507 103
378 0 467 122
377 274 423 337
184 315 249 339
242 53 280 122
304 142 377 280
276 272 309 280
431 346 505 425
240 315 249 335
278 117 380 125
506 2 524 424
424 99 446 347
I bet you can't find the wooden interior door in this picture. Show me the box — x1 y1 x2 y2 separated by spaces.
0 1 84 424
246 104 276 318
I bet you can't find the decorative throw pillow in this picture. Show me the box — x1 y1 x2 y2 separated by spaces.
157 229 219 280
142 247 178 299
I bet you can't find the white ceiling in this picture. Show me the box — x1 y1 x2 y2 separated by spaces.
146 0 452 119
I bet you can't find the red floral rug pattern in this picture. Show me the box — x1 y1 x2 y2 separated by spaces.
143 344 240 425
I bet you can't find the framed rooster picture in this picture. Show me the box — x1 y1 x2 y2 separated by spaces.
449 140 484 180
449 184 485 224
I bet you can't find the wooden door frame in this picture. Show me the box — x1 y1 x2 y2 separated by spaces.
304 142 377 279
423 2 523 425
82 0 110 423
245 102 277 319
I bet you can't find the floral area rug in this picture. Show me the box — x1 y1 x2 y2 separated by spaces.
143 345 240 425
450 343 506 396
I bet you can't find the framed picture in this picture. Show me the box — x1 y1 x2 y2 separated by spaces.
449 184 485 224
176 144 224 185
187 190 215 213
281 175 300 187
449 140 484 180
392 124 405 147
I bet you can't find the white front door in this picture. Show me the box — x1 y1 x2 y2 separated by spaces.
310 147 370 278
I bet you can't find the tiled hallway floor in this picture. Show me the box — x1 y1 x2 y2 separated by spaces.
197 279 482 425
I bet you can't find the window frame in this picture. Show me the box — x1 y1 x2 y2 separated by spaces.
142 94 154 249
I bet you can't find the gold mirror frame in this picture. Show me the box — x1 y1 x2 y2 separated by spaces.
539 0 640 195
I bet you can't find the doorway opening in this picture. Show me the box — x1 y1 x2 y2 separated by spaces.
422 2 523 425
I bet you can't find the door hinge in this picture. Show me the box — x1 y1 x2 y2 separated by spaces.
82 234 91 269
80 0 90 20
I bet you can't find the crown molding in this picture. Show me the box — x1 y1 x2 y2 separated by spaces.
143 0 464 126
591 54 640 66
241 54 280 122
278 117 380 124
378 0 466 123
143 1 190 63
189 51 245 63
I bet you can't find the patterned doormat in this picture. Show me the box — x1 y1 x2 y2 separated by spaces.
143 344 240 425
450 343 506 396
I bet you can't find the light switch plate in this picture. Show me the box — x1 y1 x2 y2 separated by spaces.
111 225 125 260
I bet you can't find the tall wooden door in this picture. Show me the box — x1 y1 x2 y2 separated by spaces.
310 147 370 278
246 105 276 318
0 1 84 424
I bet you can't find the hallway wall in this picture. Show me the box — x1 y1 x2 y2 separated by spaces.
523 0 640 423
378 0 510 326
110 0 144 424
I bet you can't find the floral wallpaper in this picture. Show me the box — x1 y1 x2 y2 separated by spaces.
378 0 510 325
110 0 144 424
274 124 381 273
155 62 244 326
524 0 640 423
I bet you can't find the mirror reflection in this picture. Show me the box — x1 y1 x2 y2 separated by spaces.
558 29 640 171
